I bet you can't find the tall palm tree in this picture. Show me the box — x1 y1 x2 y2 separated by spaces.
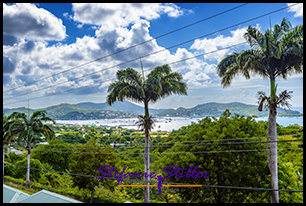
107 64 187 202
3 112 22 177
3 113 8 177
4 111 56 187
217 18 303 203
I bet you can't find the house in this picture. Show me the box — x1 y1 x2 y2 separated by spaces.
3 184 30 203
110 143 126 148
37 142 49 145
3 184 82 203
8 147 23 155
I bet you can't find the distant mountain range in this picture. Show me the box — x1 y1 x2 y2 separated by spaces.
3 101 165 120
3 101 302 120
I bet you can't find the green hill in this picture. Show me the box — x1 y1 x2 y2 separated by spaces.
39 103 95 119
3 101 302 120
157 102 302 117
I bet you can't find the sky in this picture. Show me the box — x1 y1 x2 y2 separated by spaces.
3 3 303 110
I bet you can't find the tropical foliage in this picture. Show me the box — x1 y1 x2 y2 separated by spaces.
155 110 303 203
69 138 120 203
4 111 55 186
217 17 303 202
106 64 187 202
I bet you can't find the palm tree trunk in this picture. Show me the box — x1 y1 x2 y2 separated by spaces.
143 101 150 203
3 144 5 177
268 79 279 203
26 144 31 187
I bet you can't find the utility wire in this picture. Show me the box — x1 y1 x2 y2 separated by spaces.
3 133 301 148
3 41 247 106
4 162 303 193
7 139 303 151
7 145 302 155
3 3 249 94
3 3 301 102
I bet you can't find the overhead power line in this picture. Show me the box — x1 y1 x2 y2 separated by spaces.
4 162 303 193
3 41 247 106
8 139 303 151
2 3 301 103
4 133 301 148
8 145 303 155
2 3 249 94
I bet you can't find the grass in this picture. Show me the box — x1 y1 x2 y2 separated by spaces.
4 181 37 195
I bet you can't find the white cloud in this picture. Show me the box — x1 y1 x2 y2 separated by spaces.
5 4 302 110
3 3 67 41
189 26 252 61
287 3 303 17
71 3 188 34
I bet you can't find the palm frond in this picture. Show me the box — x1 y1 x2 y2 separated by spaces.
256 91 269 112
244 26 265 49
216 53 238 77
275 90 293 110
220 65 240 87
135 115 156 134
30 110 47 121
116 68 143 87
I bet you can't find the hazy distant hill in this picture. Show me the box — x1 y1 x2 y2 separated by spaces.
3 101 163 120
3 107 36 117
41 103 95 118
3 101 302 120
72 101 163 114
158 102 302 117
72 102 109 110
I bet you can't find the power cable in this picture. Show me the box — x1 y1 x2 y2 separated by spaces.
4 162 303 193
8 145 302 155
3 133 301 147
3 3 301 102
3 41 247 106
7 139 303 151
3 3 249 94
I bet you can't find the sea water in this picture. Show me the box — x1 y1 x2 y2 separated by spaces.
55 116 303 132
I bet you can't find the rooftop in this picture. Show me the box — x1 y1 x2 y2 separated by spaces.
3 184 83 203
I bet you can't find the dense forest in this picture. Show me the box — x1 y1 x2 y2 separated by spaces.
4 110 303 203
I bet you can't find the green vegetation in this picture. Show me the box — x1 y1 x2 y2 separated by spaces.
3 101 302 120
158 102 302 117
69 139 120 203
155 110 303 203
3 109 303 203
4 111 56 187
217 18 303 203
106 64 188 203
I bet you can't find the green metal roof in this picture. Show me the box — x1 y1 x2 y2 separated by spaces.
3 184 30 203
16 190 83 203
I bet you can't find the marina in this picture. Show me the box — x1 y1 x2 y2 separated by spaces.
55 116 303 132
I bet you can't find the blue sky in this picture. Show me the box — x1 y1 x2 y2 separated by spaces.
3 3 303 110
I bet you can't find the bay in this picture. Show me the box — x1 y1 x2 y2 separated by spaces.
55 116 303 132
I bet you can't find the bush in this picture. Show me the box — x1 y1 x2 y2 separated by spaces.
39 172 63 188
4 162 17 177
6 152 25 163
15 158 44 182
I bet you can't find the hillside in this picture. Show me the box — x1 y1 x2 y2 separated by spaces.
3 107 36 117
157 102 302 117
3 101 302 120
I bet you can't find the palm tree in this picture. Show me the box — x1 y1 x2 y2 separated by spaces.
3 112 22 177
217 18 303 203
4 111 56 187
107 64 187 202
